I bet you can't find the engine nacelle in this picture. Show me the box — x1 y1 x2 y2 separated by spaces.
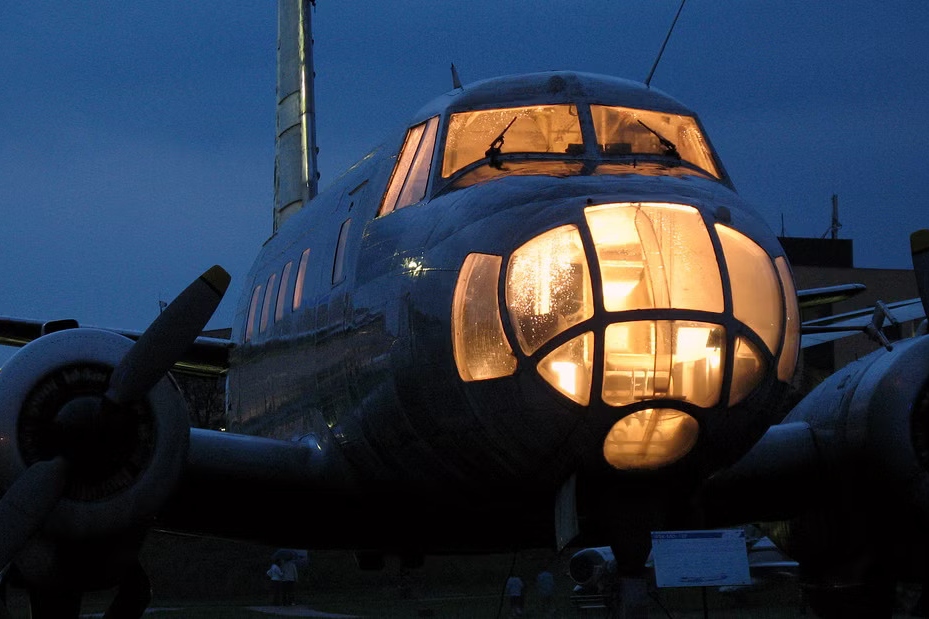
699 333 929 617
568 546 616 590
787 334 929 515
702 334 929 525
0 328 190 541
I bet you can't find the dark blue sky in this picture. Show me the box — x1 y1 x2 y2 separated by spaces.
1 1 927 347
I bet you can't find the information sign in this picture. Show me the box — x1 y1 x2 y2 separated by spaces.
650 529 751 588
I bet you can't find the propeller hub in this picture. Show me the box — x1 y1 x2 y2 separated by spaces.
18 363 155 502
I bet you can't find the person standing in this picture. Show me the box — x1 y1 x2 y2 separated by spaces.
536 569 555 617
281 557 299 606
266 559 283 606
505 575 525 617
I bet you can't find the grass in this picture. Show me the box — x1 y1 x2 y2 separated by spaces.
1 533 923 617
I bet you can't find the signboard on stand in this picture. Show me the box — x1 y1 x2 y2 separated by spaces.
650 529 751 588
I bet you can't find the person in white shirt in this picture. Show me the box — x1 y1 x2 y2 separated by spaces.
266 559 283 606
505 575 524 616
281 558 299 606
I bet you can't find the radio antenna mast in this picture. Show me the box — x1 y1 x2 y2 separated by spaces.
645 0 687 88
821 193 842 240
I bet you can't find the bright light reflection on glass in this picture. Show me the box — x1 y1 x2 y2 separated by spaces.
506 225 593 355
603 408 699 470
537 332 593 405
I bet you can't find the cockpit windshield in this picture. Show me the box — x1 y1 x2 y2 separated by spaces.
439 103 720 185
442 105 583 178
590 106 719 178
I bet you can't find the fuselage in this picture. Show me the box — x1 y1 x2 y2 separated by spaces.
224 72 800 543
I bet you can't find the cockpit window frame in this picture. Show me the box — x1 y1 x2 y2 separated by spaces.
441 104 586 179
378 116 440 217
589 104 721 179
429 101 729 197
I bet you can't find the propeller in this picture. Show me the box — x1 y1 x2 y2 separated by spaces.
0 265 230 616
0 458 69 570
107 265 230 406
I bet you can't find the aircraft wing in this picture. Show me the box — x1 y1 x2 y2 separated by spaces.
800 297 925 348
797 283 866 309
0 315 232 376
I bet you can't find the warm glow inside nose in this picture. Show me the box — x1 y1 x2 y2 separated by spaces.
506 225 594 355
602 320 724 408
452 253 517 381
585 203 723 313
451 201 789 452
537 332 594 405
603 408 699 469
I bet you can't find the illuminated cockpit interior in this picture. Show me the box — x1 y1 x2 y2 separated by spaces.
452 202 800 471
442 104 720 180
379 101 723 215
442 105 584 176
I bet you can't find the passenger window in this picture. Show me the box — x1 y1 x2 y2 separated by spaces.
293 248 311 311
245 284 263 342
259 273 278 333
275 261 293 323
332 219 351 284
379 116 439 216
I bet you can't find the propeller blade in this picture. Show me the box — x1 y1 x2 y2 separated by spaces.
105 265 230 406
0 458 68 571
912 230 929 322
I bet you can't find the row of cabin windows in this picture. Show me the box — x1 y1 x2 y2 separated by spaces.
244 218 354 343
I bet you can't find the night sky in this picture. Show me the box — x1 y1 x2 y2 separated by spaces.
2 1 927 357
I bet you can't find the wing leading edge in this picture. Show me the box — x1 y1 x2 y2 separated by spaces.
0 316 232 377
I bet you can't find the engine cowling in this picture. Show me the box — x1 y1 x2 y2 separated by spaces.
698 334 929 618
0 328 190 541
785 334 929 518
568 546 616 590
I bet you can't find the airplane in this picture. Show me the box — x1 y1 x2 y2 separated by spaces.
0 1 927 617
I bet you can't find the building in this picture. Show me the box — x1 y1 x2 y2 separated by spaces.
781 236 921 389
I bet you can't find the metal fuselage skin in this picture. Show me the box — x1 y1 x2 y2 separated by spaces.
222 72 795 550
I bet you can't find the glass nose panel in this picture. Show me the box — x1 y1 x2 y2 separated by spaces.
585 203 723 313
537 332 594 405
506 225 594 355
730 335 766 405
775 256 800 382
602 320 724 407
452 253 517 381
716 224 783 355
602 408 699 470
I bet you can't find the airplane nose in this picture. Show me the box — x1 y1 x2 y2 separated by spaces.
451 201 798 470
